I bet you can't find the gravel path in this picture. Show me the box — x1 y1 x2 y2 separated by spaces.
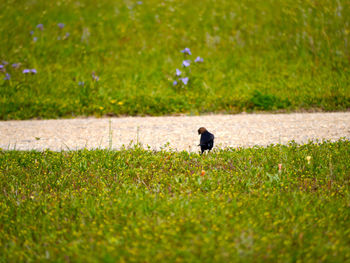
0 112 349 152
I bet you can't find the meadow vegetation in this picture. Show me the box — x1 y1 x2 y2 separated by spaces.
1 140 349 262
1 1 349 261
0 0 349 119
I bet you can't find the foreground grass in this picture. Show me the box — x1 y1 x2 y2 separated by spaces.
0 140 349 262
0 0 349 119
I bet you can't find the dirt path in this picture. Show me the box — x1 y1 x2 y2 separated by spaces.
0 112 349 152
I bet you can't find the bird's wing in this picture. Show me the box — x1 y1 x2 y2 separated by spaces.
200 132 214 145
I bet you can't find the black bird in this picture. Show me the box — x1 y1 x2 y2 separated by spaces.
198 127 214 154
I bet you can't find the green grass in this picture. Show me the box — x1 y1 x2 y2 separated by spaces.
1 140 349 262
0 0 349 119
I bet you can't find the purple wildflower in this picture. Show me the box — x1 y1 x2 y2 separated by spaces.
36 24 44 30
92 72 99 81
58 23 65 29
173 80 178 86
23 69 37 74
182 60 190 67
65 32 70 38
2 61 8 65
181 48 191 55
78 81 85 86
33 37 38 42
0 65 3 70
176 68 181 76
12 63 19 68
30 30 34 35
195 56 204 63
137 1 143 4
181 77 189 85
4 73 10 80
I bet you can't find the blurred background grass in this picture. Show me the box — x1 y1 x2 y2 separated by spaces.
0 0 349 119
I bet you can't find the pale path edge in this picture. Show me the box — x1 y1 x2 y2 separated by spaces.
0 112 349 152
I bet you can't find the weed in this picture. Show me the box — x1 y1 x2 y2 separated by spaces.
0 140 349 262
0 0 349 119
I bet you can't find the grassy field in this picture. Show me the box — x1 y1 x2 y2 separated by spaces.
0 0 349 120
1 140 349 262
